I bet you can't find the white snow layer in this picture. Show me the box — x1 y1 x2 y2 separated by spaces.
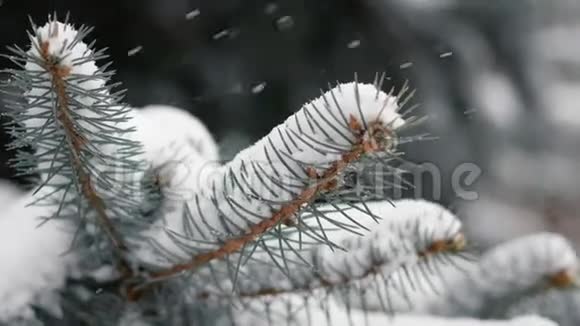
429 232 578 316
135 104 219 163
314 199 462 283
13 21 147 291
130 105 220 265
22 20 145 200
24 20 105 133
0 190 75 322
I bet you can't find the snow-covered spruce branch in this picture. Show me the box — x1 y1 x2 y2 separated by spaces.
190 199 471 325
0 184 76 322
2 16 420 305
129 77 416 294
2 14 573 326
198 200 465 302
2 17 145 275
426 232 578 319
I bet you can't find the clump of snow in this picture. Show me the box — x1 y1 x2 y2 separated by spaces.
429 232 578 317
328 200 465 312
231 81 404 180
130 105 219 265
0 190 76 322
26 21 99 77
24 20 104 132
19 19 141 195
314 199 462 283
135 105 219 164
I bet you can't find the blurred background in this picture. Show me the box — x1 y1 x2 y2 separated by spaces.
1 0 580 249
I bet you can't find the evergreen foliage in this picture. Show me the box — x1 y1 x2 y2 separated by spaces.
0 15 577 326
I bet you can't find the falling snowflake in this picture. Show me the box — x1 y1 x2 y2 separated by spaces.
186 9 200 20
399 62 414 69
251 82 267 94
440 51 453 58
347 40 361 49
276 16 294 31
128 46 143 57
213 30 230 40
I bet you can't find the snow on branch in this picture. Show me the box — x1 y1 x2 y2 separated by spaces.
427 232 578 319
130 77 416 295
2 16 145 274
2 13 574 326
1 16 421 305
192 199 470 323
128 104 220 219
200 200 464 300
0 189 76 322
135 104 219 163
